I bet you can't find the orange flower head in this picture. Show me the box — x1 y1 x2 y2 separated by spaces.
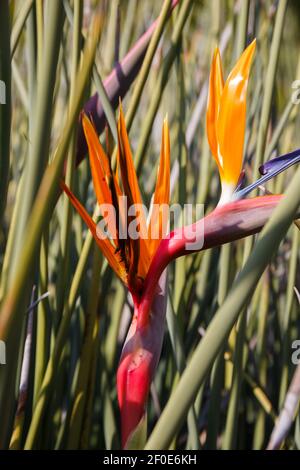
206 40 256 205
62 104 170 299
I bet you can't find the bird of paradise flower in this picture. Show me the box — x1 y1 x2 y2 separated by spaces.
62 39 300 448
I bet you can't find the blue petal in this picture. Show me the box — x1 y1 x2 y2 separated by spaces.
233 148 300 200
259 148 300 175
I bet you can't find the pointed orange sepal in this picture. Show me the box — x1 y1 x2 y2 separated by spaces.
206 40 256 191
216 39 256 186
61 181 127 285
148 117 170 260
117 104 150 281
206 47 224 176
82 114 123 241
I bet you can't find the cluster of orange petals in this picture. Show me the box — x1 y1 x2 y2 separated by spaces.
62 105 170 297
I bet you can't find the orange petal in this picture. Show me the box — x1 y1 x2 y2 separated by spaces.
117 104 144 208
206 47 224 176
117 104 150 279
82 113 125 242
148 117 170 259
216 39 256 186
82 113 112 199
61 181 127 285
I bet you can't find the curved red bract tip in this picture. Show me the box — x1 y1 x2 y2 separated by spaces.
117 348 151 448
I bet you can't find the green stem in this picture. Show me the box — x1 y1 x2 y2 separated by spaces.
56 0 83 317
253 273 270 449
134 0 194 173
8 0 64 287
253 0 288 175
67 246 102 449
125 0 173 131
10 0 35 58
24 231 95 449
0 0 11 222
235 0 249 59
166 292 200 450
206 243 231 448
279 226 299 407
